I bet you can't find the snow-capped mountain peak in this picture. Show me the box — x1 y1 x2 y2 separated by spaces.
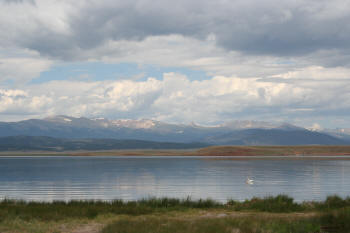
110 119 157 129
220 120 284 130
1 115 348 145
44 115 75 123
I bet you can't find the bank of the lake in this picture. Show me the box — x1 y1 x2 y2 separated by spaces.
2 149 350 232
1 195 350 233
2 145 350 157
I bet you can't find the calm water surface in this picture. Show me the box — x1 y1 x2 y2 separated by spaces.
0 156 350 202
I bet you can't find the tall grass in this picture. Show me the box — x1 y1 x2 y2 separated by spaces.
227 195 304 212
227 194 350 212
0 197 221 221
101 216 321 233
315 195 350 210
1 195 350 221
2 195 350 233
319 207 350 232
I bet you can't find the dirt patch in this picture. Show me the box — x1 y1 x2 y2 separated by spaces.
71 223 103 233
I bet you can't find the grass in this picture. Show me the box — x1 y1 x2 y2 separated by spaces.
101 216 321 233
0 197 222 222
320 207 350 232
227 195 304 212
1 195 350 221
102 207 350 233
1 195 350 233
3 145 350 157
227 194 350 212
197 145 350 156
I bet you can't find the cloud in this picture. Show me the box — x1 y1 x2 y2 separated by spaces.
0 88 52 117
79 35 307 78
1 0 350 81
1 0 350 128
0 57 52 84
1 0 350 59
0 71 349 128
2 0 34 3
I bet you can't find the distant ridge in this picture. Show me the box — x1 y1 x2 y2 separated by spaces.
0 115 349 146
205 128 347 145
0 136 209 151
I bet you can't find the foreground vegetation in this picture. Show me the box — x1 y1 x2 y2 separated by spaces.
1 195 350 233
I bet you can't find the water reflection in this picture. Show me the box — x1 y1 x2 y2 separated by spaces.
0 156 350 202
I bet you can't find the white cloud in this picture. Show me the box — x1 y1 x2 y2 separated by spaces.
0 0 350 128
271 66 350 81
0 71 348 128
0 88 52 117
0 57 52 83
309 123 323 131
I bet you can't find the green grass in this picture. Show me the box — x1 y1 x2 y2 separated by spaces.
2 195 350 233
0 197 222 221
101 216 321 233
316 195 350 210
2 195 350 222
319 207 350 232
102 207 350 233
227 194 350 212
228 195 304 212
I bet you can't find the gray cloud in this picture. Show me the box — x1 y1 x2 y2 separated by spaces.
2 0 350 60
2 0 34 3
69 0 350 56
65 0 350 57
1 0 350 128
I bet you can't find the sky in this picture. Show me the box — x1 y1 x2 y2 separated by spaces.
0 0 350 129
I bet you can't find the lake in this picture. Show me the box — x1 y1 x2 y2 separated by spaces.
1 156 350 202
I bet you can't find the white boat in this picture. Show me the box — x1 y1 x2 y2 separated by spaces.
246 177 254 185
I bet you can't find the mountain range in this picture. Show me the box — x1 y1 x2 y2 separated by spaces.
0 136 208 152
0 115 349 151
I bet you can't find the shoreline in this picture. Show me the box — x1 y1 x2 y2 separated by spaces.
1 145 350 157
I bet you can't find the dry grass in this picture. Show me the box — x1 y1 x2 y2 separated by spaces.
197 145 350 156
2 145 350 157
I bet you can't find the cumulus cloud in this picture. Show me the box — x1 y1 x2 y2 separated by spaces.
0 88 52 117
0 72 348 128
0 57 52 84
0 0 350 127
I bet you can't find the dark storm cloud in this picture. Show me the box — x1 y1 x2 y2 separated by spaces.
54 1 209 57
2 0 350 60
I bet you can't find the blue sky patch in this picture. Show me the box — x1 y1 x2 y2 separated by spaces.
30 62 210 84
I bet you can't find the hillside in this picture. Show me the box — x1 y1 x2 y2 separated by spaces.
206 128 348 145
0 116 349 146
0 136 209 152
